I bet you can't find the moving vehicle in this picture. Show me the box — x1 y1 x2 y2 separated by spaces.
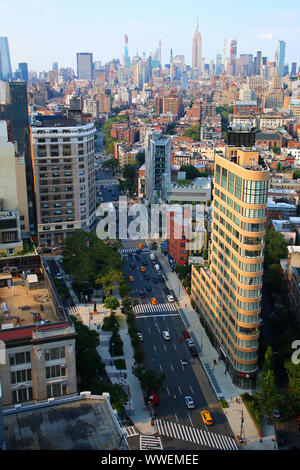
151 298 158 305
146 285 152 292
139 266 146 272
152 277 158 283
201 410 213 426
154 264 160 272
137 333 143 342
167 295 174 302
128 275 134 282
162 330 171 341
184 396 195 409
138 243 144 249
144 274 150 280
139 289 145 298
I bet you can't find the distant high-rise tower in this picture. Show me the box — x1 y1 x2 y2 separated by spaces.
76 52 93 80
170 49 173 64
277 40 286 77
222 39 227 67
291 62 297 76
52 62 58 72
0 37 12 81
192 18 202 73
18 63 28 82
124 35 130 67
159 40 162 67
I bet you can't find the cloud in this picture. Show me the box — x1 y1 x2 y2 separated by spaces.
258 32 273 40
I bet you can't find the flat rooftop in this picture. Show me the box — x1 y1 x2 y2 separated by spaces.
0 275 58 330
3 393 128 450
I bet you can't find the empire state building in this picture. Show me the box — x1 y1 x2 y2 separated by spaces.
192 19 202 73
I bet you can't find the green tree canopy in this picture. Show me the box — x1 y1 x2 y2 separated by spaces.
104 296 120 313
256 369 284 419
263 346 274 373
284 359 300 414
182 124 201 141
264 229 288 268
180 165 201 179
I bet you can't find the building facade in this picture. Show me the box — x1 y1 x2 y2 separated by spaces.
192 20 202 74
145 129 171 203
191 144 269 388
31 114 97 247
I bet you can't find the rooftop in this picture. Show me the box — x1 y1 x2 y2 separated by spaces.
0 274 59 334
3 392 128 450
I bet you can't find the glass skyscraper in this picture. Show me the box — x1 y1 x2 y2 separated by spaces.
277 40 286 77
0 37 12 81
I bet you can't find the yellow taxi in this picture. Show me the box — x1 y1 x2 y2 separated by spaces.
201 410 213 426
128 275 134 282
138 243 144 249
150 298 158 305
139 266 146 272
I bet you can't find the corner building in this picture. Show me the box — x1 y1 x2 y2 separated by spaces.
191 144 269 388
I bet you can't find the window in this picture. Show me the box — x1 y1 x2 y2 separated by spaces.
11 368 32 384
46 364 66 379
44 347 65 361
12 387 33 403
47 382 67 398
243 180 267 204
9 351 31 366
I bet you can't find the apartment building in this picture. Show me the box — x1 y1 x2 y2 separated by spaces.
191 142 269 389
0 256 77 407
145 129 171 203
31 113 97 247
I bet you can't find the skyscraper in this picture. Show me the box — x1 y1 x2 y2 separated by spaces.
192 19 202 73
76 52 93 80
291 62 297 76
18 63 28 82
124 35 130 67
191 128 269 389
277 40 286 77
0 37 12 81
145 130 171 203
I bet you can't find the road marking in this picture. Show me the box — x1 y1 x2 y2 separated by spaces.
170 363 174 371
166 387 170 396
188 413 193 427
173 343 177 351
190 385 194 394
159 364 163 372
178 386 182 394
153 345 156 351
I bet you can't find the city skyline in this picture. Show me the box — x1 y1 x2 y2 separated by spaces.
1 0 300 72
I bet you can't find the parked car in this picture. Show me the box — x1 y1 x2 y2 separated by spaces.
189 346 198 357
139 289 145 298
182 330 191 339
186 338 195 347
167 295 174 302
276 430 287 447
164 287 171 295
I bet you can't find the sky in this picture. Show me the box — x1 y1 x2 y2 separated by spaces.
1 0 300 72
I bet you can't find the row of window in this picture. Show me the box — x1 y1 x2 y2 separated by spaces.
9 347 65 366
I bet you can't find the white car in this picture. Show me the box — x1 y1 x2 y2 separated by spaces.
162 331 171 341
184 396 195 409
186 338 194 347
55 273 63 280
167 295 174 303
137 333 143 342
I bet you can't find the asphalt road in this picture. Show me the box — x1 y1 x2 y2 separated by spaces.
120 247 235 445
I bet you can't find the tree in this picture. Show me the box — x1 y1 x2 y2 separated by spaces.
180 165 200 179
102 157 119 174
256 369 284 419
263 346 274 373
264 229 288 269
183 124 201 141
284 359 300 414
272 146 281 155
134 367 165 393
104 296 120 314
119 283 131 298
264 264 282 294
96 268 123 297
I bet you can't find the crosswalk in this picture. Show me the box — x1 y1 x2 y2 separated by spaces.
124 426 139 438
119 247 150 255
133 303 178 315
67 305 80 319
140 434 163 450
155 419 238 450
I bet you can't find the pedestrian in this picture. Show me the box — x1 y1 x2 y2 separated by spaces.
224 370 227 374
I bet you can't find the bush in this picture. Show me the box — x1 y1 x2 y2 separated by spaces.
219 399 229 408
241 393 263 433
114 359 126 370
109 332 124 356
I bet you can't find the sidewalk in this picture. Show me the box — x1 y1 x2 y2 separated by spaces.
155 247 276 450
